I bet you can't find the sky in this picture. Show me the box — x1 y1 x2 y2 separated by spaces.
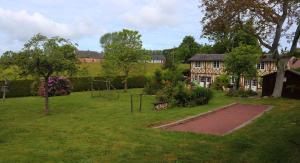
0 0 209 54
0 0 297 55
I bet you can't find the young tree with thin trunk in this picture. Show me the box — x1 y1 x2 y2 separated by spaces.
100 29 146 92
0 34 78 115
201 0 300 97
224 45 260 90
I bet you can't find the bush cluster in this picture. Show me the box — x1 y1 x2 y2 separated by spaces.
144 69 185 95
212 74 231 90
156 81 213 107
226 89 257 97
38 77 72 97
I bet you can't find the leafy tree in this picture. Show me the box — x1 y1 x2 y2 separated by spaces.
175 36 200 63
225 45 261 90
201 0 300 97
0 34 78 115
100 29 147 92
162 48 178 69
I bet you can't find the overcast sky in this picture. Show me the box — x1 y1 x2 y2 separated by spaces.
0 0 297 55
0 0 210 54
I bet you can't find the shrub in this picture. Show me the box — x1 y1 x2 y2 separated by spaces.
173 82 193 106
156 81 213 108
212 74 230 90
156 80 176 104
38 77 72 97
193 86 213 105
144 70 163 94
144 68 185 95
226 89 257 97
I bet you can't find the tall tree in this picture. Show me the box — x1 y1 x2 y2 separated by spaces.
225 45 261 90
175 36 200 63
202 0 300 97
0 34 78 115
100 29 146 92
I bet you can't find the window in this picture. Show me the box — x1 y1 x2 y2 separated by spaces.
257 62 265 69
213 61 220 69
207 77 211 82
231 76 236 84
252 80 257 86
195 61 202 68
200 77 206 82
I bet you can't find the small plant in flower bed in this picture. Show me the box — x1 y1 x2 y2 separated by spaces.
155 81 213 108
38 77 72 97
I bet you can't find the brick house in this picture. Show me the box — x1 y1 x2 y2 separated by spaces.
77 50 104 63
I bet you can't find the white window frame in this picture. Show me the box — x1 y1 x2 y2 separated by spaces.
257 62 265 70
213 61 220 69
195 61 202 68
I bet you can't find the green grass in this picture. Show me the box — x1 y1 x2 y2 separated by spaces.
0 89 300 162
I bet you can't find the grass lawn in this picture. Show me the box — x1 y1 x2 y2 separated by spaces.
0 89 300 162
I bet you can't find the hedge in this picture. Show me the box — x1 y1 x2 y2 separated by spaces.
0 76 146 98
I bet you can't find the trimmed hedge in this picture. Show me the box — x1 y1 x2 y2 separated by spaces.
0 76 146 98
0 80 33 98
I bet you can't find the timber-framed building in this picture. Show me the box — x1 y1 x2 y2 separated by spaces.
188 54 277 91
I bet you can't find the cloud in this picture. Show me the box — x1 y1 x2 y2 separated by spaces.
123 0 184 29
0 8 103 41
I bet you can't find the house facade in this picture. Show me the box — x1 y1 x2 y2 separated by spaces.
76 50 104 63
189 54 277 91
147 54 166 64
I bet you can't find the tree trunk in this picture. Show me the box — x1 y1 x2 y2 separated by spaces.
124 78 128 92
124 70 129 92
272 60 286 97
291 23 300 53
249 79 252 91
235 75 240 90
44 77 49 115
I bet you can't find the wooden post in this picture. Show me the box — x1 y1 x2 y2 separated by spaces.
130 95 133 113
139 94 143 112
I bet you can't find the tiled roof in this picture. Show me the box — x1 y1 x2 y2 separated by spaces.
188 54 277 62
188 54 225 62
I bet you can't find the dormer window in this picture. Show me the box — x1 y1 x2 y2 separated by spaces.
213 61 220 69
257 62 265 69
195 61 202 68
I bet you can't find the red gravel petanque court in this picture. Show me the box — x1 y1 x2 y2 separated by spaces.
155 103 273 136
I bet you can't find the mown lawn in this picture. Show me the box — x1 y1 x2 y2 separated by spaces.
0 89 299 162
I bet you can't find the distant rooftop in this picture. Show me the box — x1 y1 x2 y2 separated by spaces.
76 50 104 59
151 54 166 60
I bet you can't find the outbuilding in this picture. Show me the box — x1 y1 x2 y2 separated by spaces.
262 70 300 99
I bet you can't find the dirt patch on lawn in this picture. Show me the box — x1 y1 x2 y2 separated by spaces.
155 103 272 136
